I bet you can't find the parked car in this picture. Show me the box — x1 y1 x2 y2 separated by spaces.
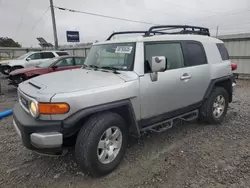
8 55 86 86
13 25 235 177
0 51 69 75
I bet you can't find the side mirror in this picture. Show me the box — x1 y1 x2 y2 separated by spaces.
149 56 167 82
26 58 31 61
150 56 167 72
52 65 58 70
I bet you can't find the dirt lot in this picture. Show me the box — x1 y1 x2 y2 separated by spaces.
1 76 250 188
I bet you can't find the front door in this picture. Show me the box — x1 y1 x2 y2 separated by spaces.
140 41 203 120
25 52 43 67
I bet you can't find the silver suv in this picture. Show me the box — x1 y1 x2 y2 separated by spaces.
13 25 235 177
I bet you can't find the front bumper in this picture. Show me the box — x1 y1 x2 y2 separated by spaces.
13 103 63 155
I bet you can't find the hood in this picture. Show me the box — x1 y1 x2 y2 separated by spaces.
20 69 129 94
10 66 40 75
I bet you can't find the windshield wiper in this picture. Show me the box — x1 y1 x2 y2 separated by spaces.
100 66 120 73
82 65 100 70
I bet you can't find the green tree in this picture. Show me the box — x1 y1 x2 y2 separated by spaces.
0 37 21 47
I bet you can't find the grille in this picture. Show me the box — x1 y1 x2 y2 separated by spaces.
18 90 31 113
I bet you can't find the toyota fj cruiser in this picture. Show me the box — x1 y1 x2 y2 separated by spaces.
13 25 235 177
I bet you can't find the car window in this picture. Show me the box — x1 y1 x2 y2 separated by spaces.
145 43 184 72
186 42 207 66
56 52 69 56
55 58 74 67
75 57 86 65
41 52 55 59
84 43 135 71
216 43 229 61
27 53 42 60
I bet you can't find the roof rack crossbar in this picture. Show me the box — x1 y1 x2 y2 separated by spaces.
106 31 167 40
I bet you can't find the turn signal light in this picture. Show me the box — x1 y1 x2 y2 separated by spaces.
38 103 70 114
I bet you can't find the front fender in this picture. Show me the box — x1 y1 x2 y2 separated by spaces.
62 99 140 138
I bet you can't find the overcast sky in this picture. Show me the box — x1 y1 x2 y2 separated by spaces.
0 0 250 47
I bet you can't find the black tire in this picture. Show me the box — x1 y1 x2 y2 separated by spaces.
75 112 128 177
200 87 229 124
0 66 11 75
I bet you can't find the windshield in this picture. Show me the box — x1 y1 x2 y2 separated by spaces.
16 52 33 60
37 57 59 68
84 43 135 71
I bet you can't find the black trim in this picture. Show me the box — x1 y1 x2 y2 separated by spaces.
63 99 140 137
138 102 202 128
13 103 63 155
203 75 233 100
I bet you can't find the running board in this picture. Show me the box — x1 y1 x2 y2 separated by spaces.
140 110 199 133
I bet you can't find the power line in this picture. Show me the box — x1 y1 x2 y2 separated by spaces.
15 0 31 37
32 6 50 31
187 8 250 25
54 6 160 25
162 0 220 13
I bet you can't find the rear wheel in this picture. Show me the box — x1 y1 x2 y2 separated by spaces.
200 87 229 124
75 112 128 177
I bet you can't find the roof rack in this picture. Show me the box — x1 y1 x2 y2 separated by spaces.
106 25 210 40
146 25 210 36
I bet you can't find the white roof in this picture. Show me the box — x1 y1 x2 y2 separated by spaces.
96 34 223 45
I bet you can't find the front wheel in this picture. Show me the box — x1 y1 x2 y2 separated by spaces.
0 65 11 75
200 87 229 124
75 112 128 177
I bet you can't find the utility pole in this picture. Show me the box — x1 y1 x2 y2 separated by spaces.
216 26 219 38
49 0 59 49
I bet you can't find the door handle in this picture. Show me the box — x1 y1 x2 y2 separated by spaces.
180 73 192 80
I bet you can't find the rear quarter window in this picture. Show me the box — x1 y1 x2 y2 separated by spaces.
185 42 207 66
216 43 229 60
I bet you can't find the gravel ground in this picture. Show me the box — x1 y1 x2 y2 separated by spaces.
1 76 250 188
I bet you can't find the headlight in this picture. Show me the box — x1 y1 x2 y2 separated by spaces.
29 100 39 118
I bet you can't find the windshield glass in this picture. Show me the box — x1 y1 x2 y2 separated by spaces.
16 52 33 60
37 57 59 68
84 43 136 71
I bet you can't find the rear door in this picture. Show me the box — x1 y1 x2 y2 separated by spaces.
75 57 86 67
181 41 210 104
40 52 55 64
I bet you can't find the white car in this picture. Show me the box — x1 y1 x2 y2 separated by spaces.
0 51 69 75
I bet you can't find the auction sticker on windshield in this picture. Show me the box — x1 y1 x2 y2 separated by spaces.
115 46 133 54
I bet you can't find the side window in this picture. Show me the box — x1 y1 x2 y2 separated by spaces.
41 52 55 59
56 52 69 56
145 43 184 73
55 58 74 67
186 43 207 66
27 53 41 60
216 43 229 60
75 57 86 65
